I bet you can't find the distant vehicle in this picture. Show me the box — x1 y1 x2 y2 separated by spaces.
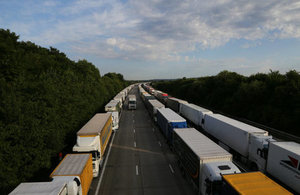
105 100 121 131
157 108 187 142
73 113 113 177
147 99 165 122
128 95 136 110
105 99 121 113
10 154 93 195
166 97 188 113
108 111 119 131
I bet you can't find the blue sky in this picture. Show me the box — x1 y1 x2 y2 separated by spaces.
1 0 300 80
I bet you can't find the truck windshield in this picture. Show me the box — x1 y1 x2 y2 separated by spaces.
129 101 136 104
73 151 99 161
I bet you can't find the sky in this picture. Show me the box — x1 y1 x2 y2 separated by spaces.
1 0 300 80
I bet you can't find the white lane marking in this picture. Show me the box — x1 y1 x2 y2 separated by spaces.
169 164 174 174
133 129 135 133
134 141 136 148
133 120 135 123
158 141 162 147
136 165 139 175
152 128 154 132
95 132 116 195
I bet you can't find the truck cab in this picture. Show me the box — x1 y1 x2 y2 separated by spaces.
200 161 241 195
248 134 275 171
73 136 101 177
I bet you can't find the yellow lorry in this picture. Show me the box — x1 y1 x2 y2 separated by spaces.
222 172 292 195
73 113 113 177
10 153 93 195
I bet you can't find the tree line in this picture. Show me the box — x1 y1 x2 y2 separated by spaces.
153 70 300 137
0 29 129 193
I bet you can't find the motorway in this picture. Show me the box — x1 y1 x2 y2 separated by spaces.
89 86 195 195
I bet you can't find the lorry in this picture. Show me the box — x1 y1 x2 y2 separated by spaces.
156 91 168 104
266 141 300 194
173 128 241 195
157 108 187 143
113 94 124 109
203 114 300 193
105 99 121 113
10 154 93 195
203 114 273 171
107 111 119 131
223 171 292 194
73 113 113 177
105 100 121 131
179 103 212 128
147 99 165 122
128 95 137 110
166 97 188 113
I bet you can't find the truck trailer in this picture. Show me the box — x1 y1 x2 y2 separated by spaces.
166 97 188 113
50 154 93 195
179 103 212 128
157 108 187 143
147 99 165 122
105 99 121 113
223 172 292 194
203 114 274 171
73 113 113 177
173 128 241 195
10 181 76 195
266 142 300 194
10 154 93 195
203 114 300 193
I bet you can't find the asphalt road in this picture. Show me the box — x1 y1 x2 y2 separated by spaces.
89 86 195 195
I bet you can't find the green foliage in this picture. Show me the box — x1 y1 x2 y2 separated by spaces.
0 29 128 193
153 70 300 137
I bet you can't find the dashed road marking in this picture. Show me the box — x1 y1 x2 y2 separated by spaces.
134 141 136 147
158 141 162 147
169 164 174 174
136 165 139 175
95 132 116 195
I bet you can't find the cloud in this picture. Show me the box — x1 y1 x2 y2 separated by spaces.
2 0 300 78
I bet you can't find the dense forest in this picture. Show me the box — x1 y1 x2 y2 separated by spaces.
0 29 129 193
153 70 300 137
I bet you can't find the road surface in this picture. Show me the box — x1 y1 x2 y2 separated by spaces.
89 86 195 195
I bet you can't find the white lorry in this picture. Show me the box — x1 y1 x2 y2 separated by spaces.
73 113 113 177
166 97 188 113
173 128 241 195
10 154 93 195
179 103 212 128
128 95 136 110
203 114 273 170
147 99 165 122
105 100 120 131
266 141 300 194
203 113 300 194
